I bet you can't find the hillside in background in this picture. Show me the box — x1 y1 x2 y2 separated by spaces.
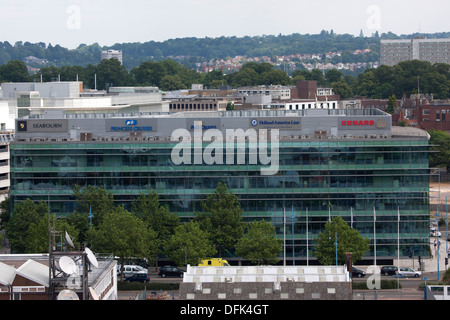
1 31 449 71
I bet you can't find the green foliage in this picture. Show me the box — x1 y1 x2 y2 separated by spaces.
354 60 450 99
92 205 159 268
235 220 283 265
5 199 48 252
386 94 397 114
314 216 371 265
131 191 179 250
0 60 30 82
94 58 132 90
0 196 10 230
427 129 450 169
164 221 216 267
72 184 115 228
195 182 244 257
352 279 402 290
5 199 77 253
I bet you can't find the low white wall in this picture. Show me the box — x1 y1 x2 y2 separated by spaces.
184 265 350 283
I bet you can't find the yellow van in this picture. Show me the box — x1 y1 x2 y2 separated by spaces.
198 258 230 266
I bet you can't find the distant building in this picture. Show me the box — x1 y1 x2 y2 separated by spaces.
101 49 123 65
1 82 82 99
262 99 338 111
416 101 450 132
380 38 450 66
238 85 292 100
0 82 169 116
291 81 340 101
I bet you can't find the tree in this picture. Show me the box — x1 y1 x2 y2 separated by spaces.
228 67 259 87
72 185 115 227
5 199 76 253
0 196 10 231
69 185 116 246
195 182 243 257
164 221 216 266
260 69 292 86
92 206 158 278
160 74 183 91
386 94 397 114
28 213 77 253
325 69 343 84
131 61 167 87
427 129 450 170
354 70 376 97
0 60 30 82
94 58 132 90
314 217 370 265
235 220 282 265
131 191 179 247
330 80 353 99
5 199 48 253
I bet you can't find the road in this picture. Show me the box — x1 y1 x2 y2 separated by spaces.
351 270 440 300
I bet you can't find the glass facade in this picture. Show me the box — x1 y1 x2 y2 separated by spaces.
10 137 430 262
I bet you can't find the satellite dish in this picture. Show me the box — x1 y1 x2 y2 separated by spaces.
57 289 79 300
59 256 78 275
85 247 98 268
65 231 75 248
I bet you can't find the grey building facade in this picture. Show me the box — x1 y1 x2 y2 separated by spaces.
380 38 450 66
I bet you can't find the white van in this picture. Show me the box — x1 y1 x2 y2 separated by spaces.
117 265 148 278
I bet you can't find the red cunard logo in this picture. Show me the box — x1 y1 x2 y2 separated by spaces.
341 120 375 126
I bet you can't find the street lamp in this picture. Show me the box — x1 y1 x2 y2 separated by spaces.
335 232 338 266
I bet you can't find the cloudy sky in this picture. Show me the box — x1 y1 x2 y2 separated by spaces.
0 0 449 49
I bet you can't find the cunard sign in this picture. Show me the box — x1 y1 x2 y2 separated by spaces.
339 118 389 130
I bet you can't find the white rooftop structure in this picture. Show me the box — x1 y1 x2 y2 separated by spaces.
16 259 49 287
183 265 350 284
0 262 16 286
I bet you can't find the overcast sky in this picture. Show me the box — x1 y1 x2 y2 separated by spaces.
0 0 449 49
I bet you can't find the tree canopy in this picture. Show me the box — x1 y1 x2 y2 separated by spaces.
428 129 450 170
164 221 216 266
235 220 282 265
314 216 371 265
195 182 244 257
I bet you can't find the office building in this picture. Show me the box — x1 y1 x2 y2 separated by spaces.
380 38 450 66
10 109 431 264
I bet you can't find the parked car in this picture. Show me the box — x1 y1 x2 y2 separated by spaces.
430 230 441 237
158 266 184 278
117 265 148 278
397 267 421 278
380 266 398 276
351 267 366 278
125 273 150 283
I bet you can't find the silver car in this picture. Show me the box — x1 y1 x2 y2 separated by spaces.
398 267 421 278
